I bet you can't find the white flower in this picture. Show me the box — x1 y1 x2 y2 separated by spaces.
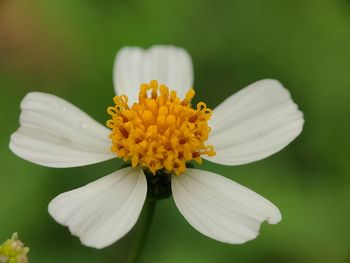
9 45 304 249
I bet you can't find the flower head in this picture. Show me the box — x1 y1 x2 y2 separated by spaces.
107 80 215 175
10 45 304 249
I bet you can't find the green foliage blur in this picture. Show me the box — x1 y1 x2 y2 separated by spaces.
1 0 349 262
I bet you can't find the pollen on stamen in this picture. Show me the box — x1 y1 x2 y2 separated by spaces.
106 80 216 176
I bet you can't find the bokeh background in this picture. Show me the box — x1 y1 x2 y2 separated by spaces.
1 0 350 262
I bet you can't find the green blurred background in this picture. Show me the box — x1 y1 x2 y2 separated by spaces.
1 0 349 262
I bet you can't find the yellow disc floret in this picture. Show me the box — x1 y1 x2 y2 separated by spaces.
106 80 215 176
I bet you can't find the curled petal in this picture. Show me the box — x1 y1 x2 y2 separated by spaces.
172 168 281 244
10 92 115 167
206 79 304 165
113 45 193 103
48 167 147 249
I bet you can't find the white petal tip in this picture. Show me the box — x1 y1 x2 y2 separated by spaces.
266 210 282 225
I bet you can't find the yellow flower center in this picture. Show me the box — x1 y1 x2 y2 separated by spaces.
106 80 215 176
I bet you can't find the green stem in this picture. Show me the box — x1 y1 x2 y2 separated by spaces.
130 199 157 263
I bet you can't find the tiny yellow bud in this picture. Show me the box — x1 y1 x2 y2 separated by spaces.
0 233 29 263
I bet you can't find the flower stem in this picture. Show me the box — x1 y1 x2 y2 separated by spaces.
130 198 157 263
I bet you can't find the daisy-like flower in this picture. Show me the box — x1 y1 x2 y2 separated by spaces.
9 45 304 249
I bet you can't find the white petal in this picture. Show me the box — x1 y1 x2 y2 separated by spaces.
9 92 115 168
113 45 193 103
48 167 147 249
172 168 281 244
205 79 304 165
